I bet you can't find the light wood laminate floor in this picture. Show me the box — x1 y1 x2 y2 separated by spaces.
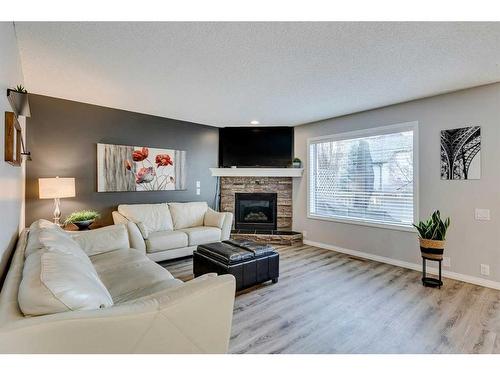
160 244 500 353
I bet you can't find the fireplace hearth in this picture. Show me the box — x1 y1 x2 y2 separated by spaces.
235 192 277 231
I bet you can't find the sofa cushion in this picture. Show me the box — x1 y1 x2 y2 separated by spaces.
145 230 188 252
112 279 183 304
18 251 113 316
25 219 65 258
179 226 222 246
71 224 130 256
168 202 208 229
90 247 150 272
118 203 173 238
37 227 93 264
90 248 178 303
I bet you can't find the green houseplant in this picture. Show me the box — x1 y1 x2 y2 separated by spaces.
413 210 450 260
292 157 302 168
64 210 100 231
15 85 27 94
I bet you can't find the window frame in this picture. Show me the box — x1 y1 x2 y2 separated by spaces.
307 121 419 232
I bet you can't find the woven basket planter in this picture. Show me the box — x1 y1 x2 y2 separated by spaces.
419 238 445 260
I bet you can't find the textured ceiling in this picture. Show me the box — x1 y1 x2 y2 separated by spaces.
14 22 500 127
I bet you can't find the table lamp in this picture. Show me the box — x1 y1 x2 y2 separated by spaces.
38 176 76 225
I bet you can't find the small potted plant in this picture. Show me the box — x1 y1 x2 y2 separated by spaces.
292 157 302 168
14 85 28 94
64 210 101 231
413 210 450 260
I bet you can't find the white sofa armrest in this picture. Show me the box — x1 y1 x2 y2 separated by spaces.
112 211 128 225
204 208 233 240
125 273 236 353
221 212 233 240
0 274 236 353
204 207 225 228
69 224 131 256
112 211 146 252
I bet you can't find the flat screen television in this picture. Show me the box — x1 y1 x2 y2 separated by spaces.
219 127 294 167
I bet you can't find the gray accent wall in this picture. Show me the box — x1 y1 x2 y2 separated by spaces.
25 95 219 226
293 83 500 284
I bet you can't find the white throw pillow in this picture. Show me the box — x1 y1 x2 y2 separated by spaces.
169 202 208 229
118 203 173 238
204 208 225 229
18 251 113 316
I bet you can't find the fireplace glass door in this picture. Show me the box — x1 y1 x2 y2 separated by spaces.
235 193 278 231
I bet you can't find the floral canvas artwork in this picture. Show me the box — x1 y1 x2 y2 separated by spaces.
97 143 186 192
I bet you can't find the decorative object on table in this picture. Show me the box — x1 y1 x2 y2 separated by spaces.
292 157 302 168
38 177 76 225
413 210 450 288
97 143 186 192
64 210 100 230
440 126 481 180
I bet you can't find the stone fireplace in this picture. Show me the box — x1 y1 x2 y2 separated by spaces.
219 176 292 230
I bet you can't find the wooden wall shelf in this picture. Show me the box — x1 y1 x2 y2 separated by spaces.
4 112 22 166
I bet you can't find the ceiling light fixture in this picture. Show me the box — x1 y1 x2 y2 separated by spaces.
250 120 259 125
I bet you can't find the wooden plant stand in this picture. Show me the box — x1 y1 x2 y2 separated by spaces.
421 256 443 288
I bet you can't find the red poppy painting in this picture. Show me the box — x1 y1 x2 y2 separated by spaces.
97 143 186 192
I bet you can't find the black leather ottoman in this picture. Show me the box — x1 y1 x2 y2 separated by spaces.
194 239 279 291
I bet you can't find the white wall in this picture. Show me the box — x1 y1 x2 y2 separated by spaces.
0 22 25 281
293 83 500 285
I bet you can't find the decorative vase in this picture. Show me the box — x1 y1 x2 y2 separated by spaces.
293 161 301 168
73 219 94 231
419 238 445 260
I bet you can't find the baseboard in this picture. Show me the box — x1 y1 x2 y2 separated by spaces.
303 239 500 291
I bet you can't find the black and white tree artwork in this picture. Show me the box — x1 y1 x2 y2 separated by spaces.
440 126 481 180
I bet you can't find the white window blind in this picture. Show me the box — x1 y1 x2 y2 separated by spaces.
308 123 416 229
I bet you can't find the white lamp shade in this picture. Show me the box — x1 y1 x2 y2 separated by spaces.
39 177 76 199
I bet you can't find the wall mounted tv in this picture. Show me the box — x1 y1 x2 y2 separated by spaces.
219 127 294 167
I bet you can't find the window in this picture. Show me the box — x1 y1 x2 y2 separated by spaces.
308 122 417 230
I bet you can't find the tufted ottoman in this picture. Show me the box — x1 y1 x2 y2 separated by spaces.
194 239 279 291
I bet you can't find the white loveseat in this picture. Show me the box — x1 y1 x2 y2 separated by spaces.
0 220 235 354
112 202 233 262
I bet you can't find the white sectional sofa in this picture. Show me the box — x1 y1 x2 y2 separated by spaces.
0 220 236 353
112 202 233 262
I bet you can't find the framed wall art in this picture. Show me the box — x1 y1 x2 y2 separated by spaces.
97 143 186 192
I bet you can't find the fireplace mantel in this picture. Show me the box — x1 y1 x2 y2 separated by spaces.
210 167 303 177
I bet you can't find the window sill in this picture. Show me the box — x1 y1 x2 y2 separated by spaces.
307 214 416 233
